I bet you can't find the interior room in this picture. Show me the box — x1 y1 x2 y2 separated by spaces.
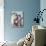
0 0 46 46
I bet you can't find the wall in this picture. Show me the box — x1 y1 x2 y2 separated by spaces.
0 0 4 42
40 0 46 27
4 0 40 42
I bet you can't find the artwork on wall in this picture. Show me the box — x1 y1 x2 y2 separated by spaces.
11 11 24 27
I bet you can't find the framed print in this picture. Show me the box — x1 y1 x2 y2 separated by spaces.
11 11 24 27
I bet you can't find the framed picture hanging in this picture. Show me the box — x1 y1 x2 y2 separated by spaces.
11 11 24 27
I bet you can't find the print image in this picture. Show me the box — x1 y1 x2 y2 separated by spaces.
11 11 24 27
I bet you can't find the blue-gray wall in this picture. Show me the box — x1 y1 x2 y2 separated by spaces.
40 0 46 27
4 0 40 42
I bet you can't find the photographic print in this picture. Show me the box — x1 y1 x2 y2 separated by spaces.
11 11 24 27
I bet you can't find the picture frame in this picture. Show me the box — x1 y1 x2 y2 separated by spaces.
11 11 24 27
